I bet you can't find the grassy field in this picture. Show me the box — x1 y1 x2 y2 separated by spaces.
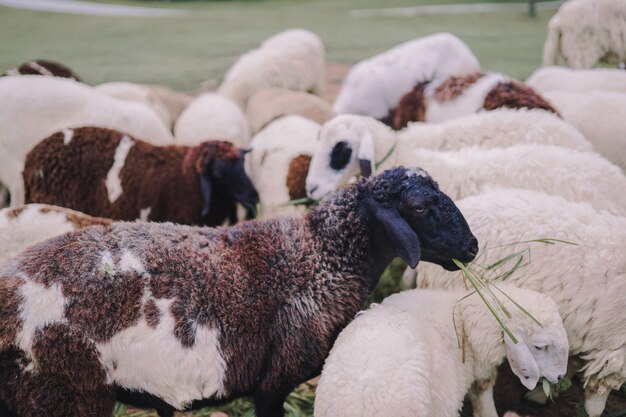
0 0 558 91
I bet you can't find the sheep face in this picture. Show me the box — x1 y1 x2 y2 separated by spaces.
306 116 371 200
504 304 569 390
365 167 478 270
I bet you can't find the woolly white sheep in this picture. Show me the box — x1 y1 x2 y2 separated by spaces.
543 90 626 171
246 88 335 134
217 29 326 109
0 204 111 267
526 66 626 94
411 188 626 417
542 0 626 69
95 82 193 129
0 76 174 207
0 167 479 417
314 285 569 417
174 93 252 147
306 110 592 200
246 115 320 218
333 32 480 119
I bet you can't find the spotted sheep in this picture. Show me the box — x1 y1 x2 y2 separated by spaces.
385 72 559 129
23 126 259 226
0 167 478 417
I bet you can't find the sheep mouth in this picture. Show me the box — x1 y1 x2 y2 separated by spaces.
420 251 475 271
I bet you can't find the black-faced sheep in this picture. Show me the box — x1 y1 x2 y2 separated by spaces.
2 59 81 81
23 127 258 226
384 72 559 129
0 167 478 417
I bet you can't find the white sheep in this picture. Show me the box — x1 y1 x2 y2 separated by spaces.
542 90 626 171
542 0 626 69
314 285 569 417
246 115 320 218
411 188 626 417
174 93 251 147
306 110 592 200
217 29 326 109
333 32 480 119
402 144 626 216
0 204 111 267
526 66 626 94
0 75 174 207
246 88 335 134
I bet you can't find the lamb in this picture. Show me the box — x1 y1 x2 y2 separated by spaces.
246 115 320 218
174 93 252 147
525 66 626 94
23 126 259 226
314 285 569 417
305 111 592 200
0 167 479 417
0 204 112 267
411 188 626 417
98 82 195 129
542 90 626 171
0 75 174 207
542 0 626 69
386 72 558 129
217 29 326 109
246 88 335 134
332 33 480 119
2 59 82 81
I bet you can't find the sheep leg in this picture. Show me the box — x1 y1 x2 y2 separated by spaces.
584 386 610 417
253 386 291 417
469 371 499 417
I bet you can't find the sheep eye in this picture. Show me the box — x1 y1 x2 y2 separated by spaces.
534 345 548 351
415 207 427 215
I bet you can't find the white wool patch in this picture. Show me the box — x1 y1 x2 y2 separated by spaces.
97 298 227 409
139 207 151 222
62 128 74 145
119 250 146 274
5 68 20 76
425 73 509 123
27 61 54 77
105 135 134 203
16 279 67 358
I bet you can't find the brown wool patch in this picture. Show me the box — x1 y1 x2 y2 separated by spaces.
20 60 82 81
385 82 429 130
65 212 113 229
433 72 485 102
4 207 25 219
483 81 560 115
144 298 160 328
0 276 24 346
188 141 242 175
31 322 107 392
286 155 312 200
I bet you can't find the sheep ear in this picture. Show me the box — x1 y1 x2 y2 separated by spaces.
505 331 540 390
200 174 212 218
357 131 375 177
372 205 421 268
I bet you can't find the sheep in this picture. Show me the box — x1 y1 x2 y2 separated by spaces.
0 204 112 267
542 90 626 171
526 66 626 94
542 0 626 69
314 285 569 417
410 188 626 417
0 166 479 417
217 29 326 109
246 115 320 218
2 59 81 81
95 82 176 130
386 72 558 129
246 88 335 134
305 111 592 200
332 32 480 119
23 126 259 227
0 75 174 207
174 93 252 147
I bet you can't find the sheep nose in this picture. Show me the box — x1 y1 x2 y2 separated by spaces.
557 374 564 382
307 185 318 196
467 237 479 258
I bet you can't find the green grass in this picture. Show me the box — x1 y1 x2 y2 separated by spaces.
0 0 557 91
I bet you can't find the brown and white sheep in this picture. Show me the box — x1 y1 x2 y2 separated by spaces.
2 59 82 81
23 127 259 226
384 72 558 129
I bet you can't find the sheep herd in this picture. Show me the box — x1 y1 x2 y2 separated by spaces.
0 0 625 416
